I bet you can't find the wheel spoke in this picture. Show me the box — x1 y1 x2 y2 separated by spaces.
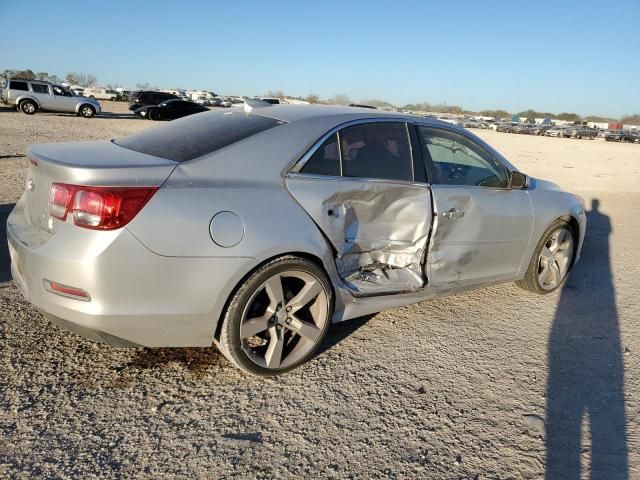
549 262 561 286
542 246 554 259
549 230 561 252
240 311 273 339
286 280 322 314
287 316 321 342
264 328 284 368
538 263 551 286
264 275 285 308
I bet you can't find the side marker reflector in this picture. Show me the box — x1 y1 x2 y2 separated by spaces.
44 279 91 301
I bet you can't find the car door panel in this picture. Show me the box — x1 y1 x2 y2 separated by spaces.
286 174 432 295
413 124 535 289
427 185 533 287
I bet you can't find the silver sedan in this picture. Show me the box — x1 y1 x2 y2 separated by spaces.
7 105 586 375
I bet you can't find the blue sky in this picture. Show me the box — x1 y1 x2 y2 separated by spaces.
1 0 638 117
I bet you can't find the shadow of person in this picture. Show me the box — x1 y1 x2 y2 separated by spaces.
546 199 628 479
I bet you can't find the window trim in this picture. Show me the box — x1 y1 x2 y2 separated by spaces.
414 123 511 190
291 118 417 183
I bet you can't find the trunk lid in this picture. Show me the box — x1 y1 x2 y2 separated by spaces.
24 140 177 234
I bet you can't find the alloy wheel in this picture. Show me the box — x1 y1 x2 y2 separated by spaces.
240 270 329 369
537 227 574 290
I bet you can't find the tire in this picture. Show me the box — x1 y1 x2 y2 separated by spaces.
110 97 116 101
218 255 333 376
19 100 37 115
148 109 161 121
78 104 95 118
517 219 576 294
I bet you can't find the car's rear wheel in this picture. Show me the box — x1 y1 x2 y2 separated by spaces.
218 256 333 376
79 104 96 118
517 219 576 294
19 100 37 115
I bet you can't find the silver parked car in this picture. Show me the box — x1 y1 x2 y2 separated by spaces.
7 105 586 375
1 78 101 117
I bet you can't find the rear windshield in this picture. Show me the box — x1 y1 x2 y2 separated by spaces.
114 110 283 162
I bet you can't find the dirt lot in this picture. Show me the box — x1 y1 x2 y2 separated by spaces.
1 102 639 479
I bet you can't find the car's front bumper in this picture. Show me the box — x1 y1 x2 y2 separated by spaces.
7 198 253 347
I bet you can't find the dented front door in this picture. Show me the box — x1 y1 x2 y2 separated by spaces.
427 185 533 287
286 174 432 295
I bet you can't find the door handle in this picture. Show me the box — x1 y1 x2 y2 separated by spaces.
442 208 464 219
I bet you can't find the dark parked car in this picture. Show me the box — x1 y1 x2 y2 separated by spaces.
570 126 598 139
116 90 131 102
496 123 515 133
134 99 209 120
628 130 640 143
523 125 552 136
604 130 629 142
129 91 179 111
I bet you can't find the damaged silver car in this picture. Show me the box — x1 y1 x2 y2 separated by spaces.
7 104 586 375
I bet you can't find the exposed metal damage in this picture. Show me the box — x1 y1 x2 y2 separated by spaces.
286 176 431 295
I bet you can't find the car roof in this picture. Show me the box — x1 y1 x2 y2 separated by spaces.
251 104 439 125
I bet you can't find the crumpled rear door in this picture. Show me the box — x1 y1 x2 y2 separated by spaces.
286 174 432 295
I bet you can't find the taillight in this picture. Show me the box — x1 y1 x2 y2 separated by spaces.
49 183 72 220
48 183 158 230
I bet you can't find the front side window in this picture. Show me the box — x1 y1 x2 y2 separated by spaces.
31 83 50 94
52 85 71 97
417 127 508 188
301 133 340 176
9 81 29 91
340 123 412 181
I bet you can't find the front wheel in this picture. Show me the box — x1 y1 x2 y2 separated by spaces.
78 104 95 118
517 219 576 294
148 109 161 121
218 256 333 376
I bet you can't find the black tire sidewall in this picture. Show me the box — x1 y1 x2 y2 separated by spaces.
20 100 36 115
520 219 576 294
219 256 334 376
80 105 95 118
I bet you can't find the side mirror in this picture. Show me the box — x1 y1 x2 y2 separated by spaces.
510 171 528 189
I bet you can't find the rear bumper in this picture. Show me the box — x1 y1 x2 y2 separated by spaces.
7 199 254 347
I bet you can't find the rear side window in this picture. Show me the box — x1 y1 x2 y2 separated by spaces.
10 81 29 91
31 83 50 94
301 133 340 176
114 111 284 162
340 123 412 181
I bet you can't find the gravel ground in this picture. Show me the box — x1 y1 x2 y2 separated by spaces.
1 103 638 479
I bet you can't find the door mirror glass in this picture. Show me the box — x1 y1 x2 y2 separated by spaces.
510 171 528 189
